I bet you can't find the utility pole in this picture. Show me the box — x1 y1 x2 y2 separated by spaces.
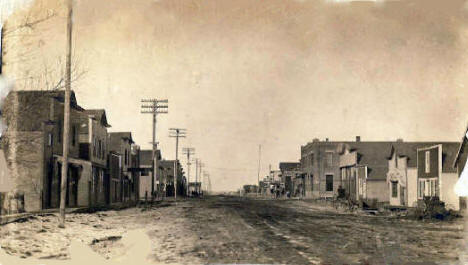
207 174 212 194
59 0 73 228
141 99 168 200
198 162 205 195
257 144 261 196
169 128 186 201
182 147 195 197
195 159 199 196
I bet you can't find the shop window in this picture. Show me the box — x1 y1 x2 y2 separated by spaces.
391 181 398 198
326 175 333 191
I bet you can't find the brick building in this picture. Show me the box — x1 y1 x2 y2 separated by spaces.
300 138 341 198
1 90 90 212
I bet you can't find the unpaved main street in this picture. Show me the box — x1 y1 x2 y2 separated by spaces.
0 196 466 264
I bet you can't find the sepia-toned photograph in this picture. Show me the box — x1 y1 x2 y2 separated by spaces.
0 0 468 264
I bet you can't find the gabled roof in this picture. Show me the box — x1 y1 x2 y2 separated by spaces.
84 109 111 127
388 142 459 173
14 90 84 111
338 141 460 179
109 132 134 144
453 125 468 168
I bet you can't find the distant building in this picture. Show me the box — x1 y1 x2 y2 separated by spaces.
279 162 301 195
134 149 161 200
159 160 186 197
300 138 341 198
188 182 202 196
300 136 460 206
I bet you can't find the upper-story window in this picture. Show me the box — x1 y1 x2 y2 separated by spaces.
125 149 128 165
48 133 53 146
425 151 430 173
72 126 76 146
310 153 314 166
326 152 333 167
58 120 62 143
98 140 102 159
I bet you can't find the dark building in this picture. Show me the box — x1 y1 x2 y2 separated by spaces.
279 162 301 195
77 109 111 206
159 160 186 197
1 90 90 212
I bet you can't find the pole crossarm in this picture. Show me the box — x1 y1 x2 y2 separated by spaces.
141 98 168 200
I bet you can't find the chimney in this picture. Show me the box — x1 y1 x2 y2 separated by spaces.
397 138 403 142
356 136 361 142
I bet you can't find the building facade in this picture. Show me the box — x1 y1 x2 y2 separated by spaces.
109 132 134 203
300 138 342 198
77 109 111 206
1 90 91 212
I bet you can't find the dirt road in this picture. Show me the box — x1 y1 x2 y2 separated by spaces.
0 196 466 264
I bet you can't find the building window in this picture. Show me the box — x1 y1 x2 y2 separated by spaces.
310 175 314 191
72 126 76 146
125 149 128 165
326 152 333 167
310 153 314 166
326 175 333 191
391 181 398 198
418 178 438 199
98 140 102 159
58 120 62 143
48 133 53 146
425 151 430 173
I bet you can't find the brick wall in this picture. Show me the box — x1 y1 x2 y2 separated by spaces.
3 130 45 212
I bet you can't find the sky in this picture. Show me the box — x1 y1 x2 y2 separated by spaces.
3 0 468 191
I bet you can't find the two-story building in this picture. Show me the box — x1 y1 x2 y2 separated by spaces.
109 132 134 203
300 138 343 198
338 140 390 204
416 143 459 210
1 90 91 212
77 109 111 206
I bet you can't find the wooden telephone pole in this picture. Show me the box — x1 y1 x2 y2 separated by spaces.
59 0 74 228
182 147 195 196
141 99 168 200
169 128 186 201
